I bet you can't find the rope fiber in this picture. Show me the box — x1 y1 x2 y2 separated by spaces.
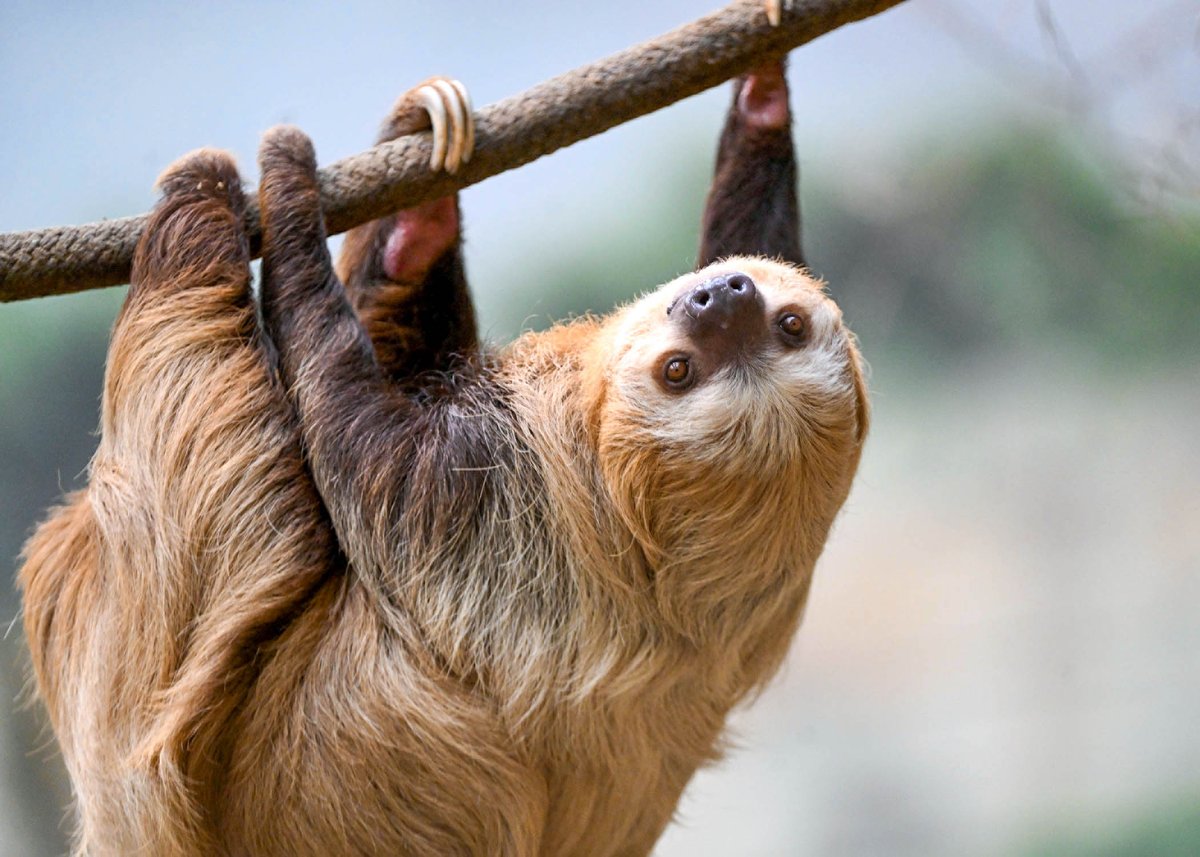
0 0 905 303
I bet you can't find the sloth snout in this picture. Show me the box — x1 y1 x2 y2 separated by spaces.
684 272 756 317
672 272 764 348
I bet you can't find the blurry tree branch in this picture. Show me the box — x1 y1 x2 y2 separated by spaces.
0 0 905 303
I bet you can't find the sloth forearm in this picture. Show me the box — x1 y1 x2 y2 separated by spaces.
257 127 417 570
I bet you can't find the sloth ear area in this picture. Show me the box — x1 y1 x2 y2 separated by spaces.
383 77 475 175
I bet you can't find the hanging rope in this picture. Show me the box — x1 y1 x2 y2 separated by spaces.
0 0 905 303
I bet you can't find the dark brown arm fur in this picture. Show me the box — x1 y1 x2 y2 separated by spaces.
258 128 517 605
698 60 805 268
336 93 478 384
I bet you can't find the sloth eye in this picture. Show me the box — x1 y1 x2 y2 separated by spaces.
778 312 808 344
662 356 692 389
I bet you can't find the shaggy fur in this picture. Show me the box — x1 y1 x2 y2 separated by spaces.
20 68 867 856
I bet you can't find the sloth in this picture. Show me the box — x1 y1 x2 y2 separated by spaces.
20 61 867 856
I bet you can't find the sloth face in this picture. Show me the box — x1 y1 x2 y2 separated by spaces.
593 258 868 633
605 256 866 465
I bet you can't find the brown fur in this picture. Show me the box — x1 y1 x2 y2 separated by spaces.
20 70 867 856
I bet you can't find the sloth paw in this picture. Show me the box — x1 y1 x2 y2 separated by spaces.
764 0 791 27
154 148 245 214
738 62 790 130
385 77 475 175
135 149 249 295
258 126 325 249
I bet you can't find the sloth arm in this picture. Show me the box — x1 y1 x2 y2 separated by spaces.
337 78 479 384
697 59 805 268
258 126 472 580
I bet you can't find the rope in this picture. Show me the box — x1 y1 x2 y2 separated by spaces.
0 0 906 303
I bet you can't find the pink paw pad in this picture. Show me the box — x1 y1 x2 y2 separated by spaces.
738 63 790 130
381 197 460 282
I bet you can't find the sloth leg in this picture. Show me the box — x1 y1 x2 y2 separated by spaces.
696 59 805 269
118 151 336 764
337 77 479 385
13 153 246 847
23 150 336 849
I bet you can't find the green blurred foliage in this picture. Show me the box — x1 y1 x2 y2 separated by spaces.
1023 796 1200 857
1 287 122 562
810 126 1200 368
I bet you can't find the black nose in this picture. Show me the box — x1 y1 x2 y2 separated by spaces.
672 272 762 340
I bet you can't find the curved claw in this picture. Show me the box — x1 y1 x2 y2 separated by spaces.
417 85 449 173
765 0 789 27
414 77 474 175
448 79 475 167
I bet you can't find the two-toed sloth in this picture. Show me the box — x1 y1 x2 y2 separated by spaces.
20 61 867 856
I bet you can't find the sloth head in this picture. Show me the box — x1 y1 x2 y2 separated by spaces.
593 257 868 641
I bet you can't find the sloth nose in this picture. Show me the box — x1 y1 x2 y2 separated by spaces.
674 272 763 343
684 272 755 314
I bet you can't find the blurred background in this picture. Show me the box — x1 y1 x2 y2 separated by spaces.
1 0 1198 854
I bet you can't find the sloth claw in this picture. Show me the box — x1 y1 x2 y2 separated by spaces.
764 0 791 27
389 77 474 175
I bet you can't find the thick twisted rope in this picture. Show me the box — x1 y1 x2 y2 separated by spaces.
0 0 905 303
